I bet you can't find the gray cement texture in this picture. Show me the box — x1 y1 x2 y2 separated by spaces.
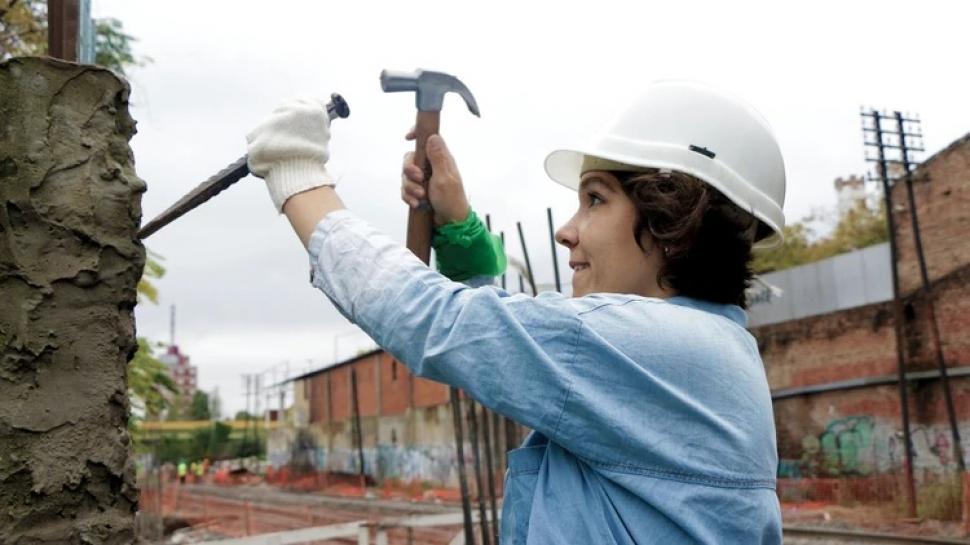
0 57 145 544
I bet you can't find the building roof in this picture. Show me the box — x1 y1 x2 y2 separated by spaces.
282 347 384 385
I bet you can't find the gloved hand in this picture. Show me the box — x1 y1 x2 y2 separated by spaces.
246 98 335 212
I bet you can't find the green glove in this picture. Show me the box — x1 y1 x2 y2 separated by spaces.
432 209 507 281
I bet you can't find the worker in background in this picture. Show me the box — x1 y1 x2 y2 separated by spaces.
195 459 205 482
246 81 785 544
177 459 187 485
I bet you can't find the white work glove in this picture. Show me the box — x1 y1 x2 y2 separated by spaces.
246 98 335 212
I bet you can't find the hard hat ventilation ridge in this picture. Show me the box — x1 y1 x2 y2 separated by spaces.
688 145 716 159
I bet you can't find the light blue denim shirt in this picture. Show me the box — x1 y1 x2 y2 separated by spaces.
308 210 781 544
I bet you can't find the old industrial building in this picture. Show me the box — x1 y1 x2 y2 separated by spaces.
754 132 970 482
272 131 970 490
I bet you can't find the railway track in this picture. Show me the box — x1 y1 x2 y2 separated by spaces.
784 525 969 544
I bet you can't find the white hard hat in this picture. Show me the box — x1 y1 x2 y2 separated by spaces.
544 81 786 247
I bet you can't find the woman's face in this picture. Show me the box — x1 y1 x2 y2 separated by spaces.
555 171 670 298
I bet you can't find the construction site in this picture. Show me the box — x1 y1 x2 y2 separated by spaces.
4 1 970 544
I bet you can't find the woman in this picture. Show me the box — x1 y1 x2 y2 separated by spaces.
246 81 786 544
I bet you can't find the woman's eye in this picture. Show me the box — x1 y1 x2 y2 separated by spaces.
587 193 604 207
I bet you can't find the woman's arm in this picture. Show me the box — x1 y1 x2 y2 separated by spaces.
281 186 345 249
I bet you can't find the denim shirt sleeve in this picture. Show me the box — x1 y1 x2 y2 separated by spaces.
307 210 581 438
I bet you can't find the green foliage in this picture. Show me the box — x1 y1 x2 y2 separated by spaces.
0 0 46 58
188 391 211 421
130 251 171 420
129 338 177 419
753 199 889 274
0 0 150 76
235 410 255 421
94 17 150 76
141 422 247 464
137 250 166 305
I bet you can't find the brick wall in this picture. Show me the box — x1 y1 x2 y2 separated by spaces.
330 365 351 421
892 132 970 294
755 301 897 391
309 373 329 424
379 354 410 416
753 127 970 477
353 356 378 417
413 376 450 408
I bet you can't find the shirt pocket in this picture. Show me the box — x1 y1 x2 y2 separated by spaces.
501 445 546 545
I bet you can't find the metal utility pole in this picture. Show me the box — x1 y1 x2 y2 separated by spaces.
241 374 252 456
169 305 176 347
864 109 965 472
861 108 917 516
892 111 965 472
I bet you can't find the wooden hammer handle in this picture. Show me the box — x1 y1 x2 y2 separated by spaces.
406 110 440 264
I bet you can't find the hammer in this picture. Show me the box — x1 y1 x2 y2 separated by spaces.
380 69 480 263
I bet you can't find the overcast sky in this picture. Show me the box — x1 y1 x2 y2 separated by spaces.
93 0 970 417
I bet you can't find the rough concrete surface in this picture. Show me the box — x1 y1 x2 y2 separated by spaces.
0 57 144 544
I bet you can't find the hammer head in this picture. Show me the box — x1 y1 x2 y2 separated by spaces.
380 69 480 117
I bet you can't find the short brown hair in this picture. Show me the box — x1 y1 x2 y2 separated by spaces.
616 170 756 308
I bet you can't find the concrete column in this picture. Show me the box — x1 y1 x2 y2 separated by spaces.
0 57 144 544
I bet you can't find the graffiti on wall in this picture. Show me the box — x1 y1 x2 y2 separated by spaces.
292 445 470 486
789 416 970 478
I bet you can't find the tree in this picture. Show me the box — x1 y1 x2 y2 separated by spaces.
188 391 211 421
0 1 45 57
128 338 176 420
752 198 889 274
129 252 176 420
1 0 150 76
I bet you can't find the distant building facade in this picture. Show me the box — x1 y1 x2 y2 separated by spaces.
833 175 867 217
274 349 521 488
158 345 198 401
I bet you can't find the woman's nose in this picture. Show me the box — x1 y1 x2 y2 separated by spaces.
555 219 577 249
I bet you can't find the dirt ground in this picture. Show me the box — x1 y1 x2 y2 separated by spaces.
782 502 967 540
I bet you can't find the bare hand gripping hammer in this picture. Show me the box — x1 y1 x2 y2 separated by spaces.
137 93 351 240
380 69 480 263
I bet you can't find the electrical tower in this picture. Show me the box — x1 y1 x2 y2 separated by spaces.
861 108 965 517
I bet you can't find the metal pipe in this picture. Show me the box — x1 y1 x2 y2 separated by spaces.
350 369 365 478
467 399 492 545
481 214 501 542
871 109 917 517
772 366 970 400
500 232 507 290
488 410 501 543
895 110 965 472
517 222 538 295
547 208 562 293
505 417 519 467
448 388 475 545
